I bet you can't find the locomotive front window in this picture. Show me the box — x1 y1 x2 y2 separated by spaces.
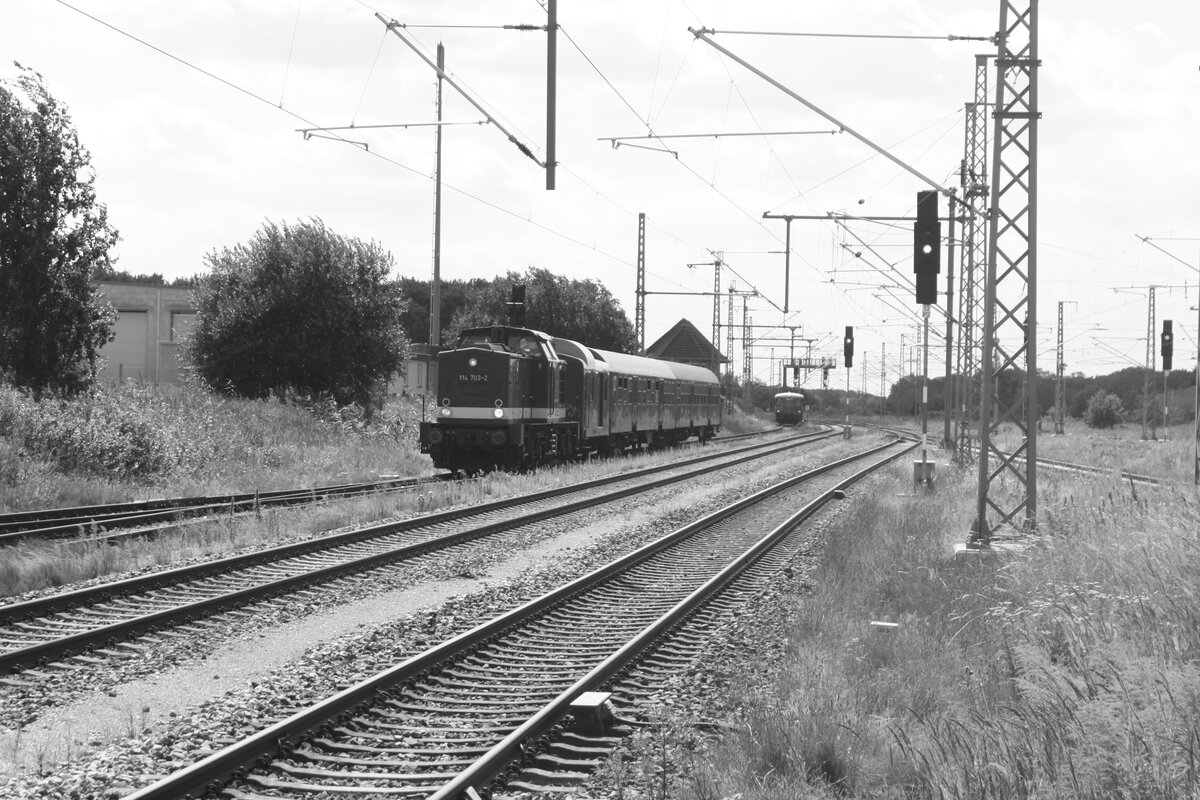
460 331 491 346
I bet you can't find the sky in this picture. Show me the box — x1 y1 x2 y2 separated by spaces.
3 0 1199 388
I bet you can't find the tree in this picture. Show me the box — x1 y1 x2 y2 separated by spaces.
94 266 199 288
446 267 638 352
0 64 118 395
183 219 409 408
397 276 488 347
1084 390 1124 429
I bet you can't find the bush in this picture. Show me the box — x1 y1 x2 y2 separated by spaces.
1 382 197 479
0 380 431 500
1084 390 1124 428
185 219 409 409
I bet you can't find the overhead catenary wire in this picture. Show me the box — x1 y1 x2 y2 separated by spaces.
556 12 969 326
377 23 546 31
42 0 930 382
52 0 646 274
599 129 841 143
374 14 545 168
58 0 665 274
360 6 755 304
695 28 994 43
351 27 388 125
58 0 977 358
553 21 825 303
279 0 303 107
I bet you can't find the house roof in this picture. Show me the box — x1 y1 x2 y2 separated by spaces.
645 318 728 365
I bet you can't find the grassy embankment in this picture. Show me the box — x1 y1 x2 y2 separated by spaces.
0 381 770 597
606 422 1200 799
0 380 439 596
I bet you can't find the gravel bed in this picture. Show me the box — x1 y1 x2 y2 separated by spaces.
502 471 876 800
0 434 874 799
568 501 854 800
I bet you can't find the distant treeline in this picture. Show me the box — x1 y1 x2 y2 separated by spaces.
94 267 201 288
782 366 1196 423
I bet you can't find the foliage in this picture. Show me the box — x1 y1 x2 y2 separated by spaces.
183 219 409 408
397 276 489 347
94 266 199 287
1084 389 1124 428
0 379 429 496
445 266 638 352
0 64 118 396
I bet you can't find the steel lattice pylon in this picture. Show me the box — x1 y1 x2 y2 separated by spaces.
1142 287 1156 440
711 259 721 364
973 0 1039 543
955 55 990 465
635 213 646 353
742 310 753 410
726 283 735 380
1055 301 1065 434
742 309 752 386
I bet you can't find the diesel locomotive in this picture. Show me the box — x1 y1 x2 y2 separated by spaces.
773 391 806 426
419 325 723 472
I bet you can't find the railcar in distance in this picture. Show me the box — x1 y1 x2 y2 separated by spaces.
773 391 806 426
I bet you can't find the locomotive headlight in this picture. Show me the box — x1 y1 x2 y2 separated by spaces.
492 408 504 418
439 407 453 418
468 358 478 367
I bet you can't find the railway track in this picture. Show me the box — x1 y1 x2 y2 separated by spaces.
0 427 837 679
120 433 915 800
840 419 1173 486
0 475 453 547
1023 453 1167 485
0 428 781 548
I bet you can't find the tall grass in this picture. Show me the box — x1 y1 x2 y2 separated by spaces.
1035 419 1198 481
0 381 431 512
631 459 1200 799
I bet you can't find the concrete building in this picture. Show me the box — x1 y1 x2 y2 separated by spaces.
94 281 197 384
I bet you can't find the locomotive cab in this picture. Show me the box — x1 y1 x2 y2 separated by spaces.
420 326 571 472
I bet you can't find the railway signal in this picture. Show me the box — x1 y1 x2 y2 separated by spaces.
506 284 527 326
913 190 940 305
843 326 854 368
1161 319 1173 371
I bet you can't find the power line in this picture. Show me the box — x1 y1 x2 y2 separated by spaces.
599 129 841 143
695 28 994 43
52 0 648 273
56 0 312 119
280 0 303 107
351 27 388 125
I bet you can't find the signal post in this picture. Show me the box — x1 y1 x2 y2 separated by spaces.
913 190 940 487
